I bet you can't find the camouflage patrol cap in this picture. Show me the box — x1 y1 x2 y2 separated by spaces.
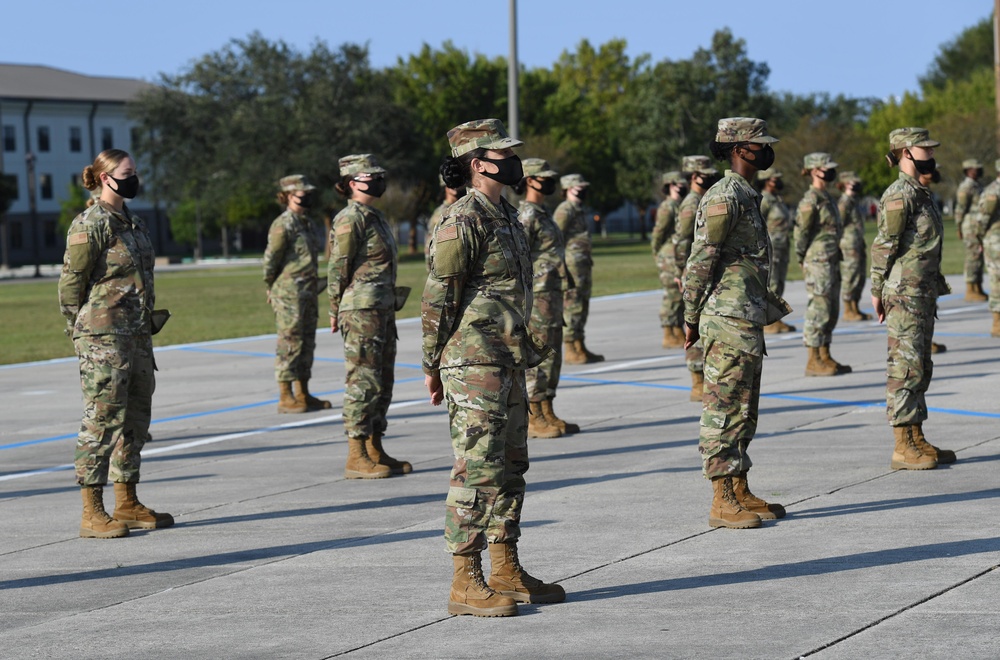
715 117 778 144
803 152 838 170
279 174 316 192
661 171 684 185
838 171 861 184
522 158 558 178
755 168 782 182
962 158 983 170
681 155 718 176
447 118 524 157
888 127 940 150
339 154 387 178
560 173 590 189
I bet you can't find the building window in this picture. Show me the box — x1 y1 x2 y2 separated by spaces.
43 220 57 247
2 174 17 200
2 125 14 152
10 221 23 249
130 127 141 150
37 126 50 152
101 127 113 150
70 126 82 152
40 174 53 200
71 173 79 187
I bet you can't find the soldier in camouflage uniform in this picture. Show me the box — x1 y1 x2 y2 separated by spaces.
263 174 330 415
426 172 466 271
423 119 564 617
871 127 957 471
515 158 580 439
651 170 687 348
675 156 717 401
757 168 796 334
838 171 872 322
683 117 787 529
556 173 604 364
795 152 851 377
955 158 988 302
971 158 1000 338
329 154 409 480
58 149 173 539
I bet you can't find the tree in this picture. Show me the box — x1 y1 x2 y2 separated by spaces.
920 16 993 92
58 182 90 235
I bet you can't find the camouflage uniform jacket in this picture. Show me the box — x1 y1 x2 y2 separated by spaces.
673 191 703 277
683 170 771 327
794 187 842 264
425 201 449 270
871 172 945 299
263 209 321 294
422 189 549 374
838 194 865 234
972 177 1000 238
760 190 791 246
954 175 982 227
554 199 591 264
58 201 154 337
651 197 680 257
328 199 397 315
518 200 567 293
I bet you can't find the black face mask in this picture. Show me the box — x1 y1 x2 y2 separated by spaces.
773 179 784 192
696 174 716 189
534 178 557 195
975 168 984 179
294 192 314 208
820 169 837 182
358 178 386 198
480 155 523 186
108 174 139 199
743 144 775 171
907 152 936 176
676 185 689 197
574 187 588 201
931 170 941 184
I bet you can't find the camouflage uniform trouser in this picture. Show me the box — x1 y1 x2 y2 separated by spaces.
526 290 563 402
339 308 396 440
656 256 683 327
442 365 528 555
769 239 790 298
698 317 762 479
962 218 985 283
802 257 841 347
986 228 1000 312
563 255 592 342
72 333 154 486
686 340 704 373
839 226 866 303
272 288 317 382
884 296 935 426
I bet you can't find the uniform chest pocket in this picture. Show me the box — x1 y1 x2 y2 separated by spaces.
484 223 519 278
913 207 936 241
107 234 138 276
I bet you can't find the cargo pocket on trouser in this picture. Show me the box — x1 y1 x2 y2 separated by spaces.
445 486 486 554
699 419 739 479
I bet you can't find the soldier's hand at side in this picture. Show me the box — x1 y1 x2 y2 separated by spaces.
265 289 271 304
683 323 699 349
957 228 963 240
329 316 338 333
425 373 443 406
872 296 885 324
674 277 683 291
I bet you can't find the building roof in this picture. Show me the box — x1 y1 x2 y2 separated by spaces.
0 63 153 103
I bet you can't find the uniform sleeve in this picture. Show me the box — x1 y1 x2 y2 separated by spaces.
793 195 817 263
682 196 733 326
553 203 571 233
650 202 672 254
426 206 444 271
421 220 472 374
673 202 697 276
327 209 363 316
870 193 906 299
262 217 287 287
57 215 102 329
973 188 997 238
955 184 970 226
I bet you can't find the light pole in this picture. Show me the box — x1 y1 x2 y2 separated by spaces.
26 152 41 277
508 0 519 139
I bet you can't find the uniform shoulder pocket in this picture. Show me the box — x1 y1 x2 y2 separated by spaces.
704 202 730 243
884 198 906 235
432 224 467 277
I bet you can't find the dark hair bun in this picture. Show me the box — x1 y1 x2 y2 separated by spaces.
440 157 466 189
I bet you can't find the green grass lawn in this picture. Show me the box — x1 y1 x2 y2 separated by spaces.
0 226 968 365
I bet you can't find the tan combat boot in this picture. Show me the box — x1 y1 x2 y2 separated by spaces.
487 541 566 604
709 476 761 529
366 432 412 474
805 346 836 377
930 342 947 354
113 482 174 529
296 380 332 411
449 553 518 617
673 325 688 345
541 398 580 434
277 381 307 414
819 345 852 374
764 319 795 334
965 282 988 302
912 424 956 464
80 486 129 539
528 402 562 438
344 438 392 479
890 425 937 470
992 311 1000 338
662 326 684 349
578 339 605 363
689 371 704 402
732 473 786 520
842 300 862 321
563 340 587 365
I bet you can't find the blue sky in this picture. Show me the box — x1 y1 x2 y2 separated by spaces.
0 0 989 100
